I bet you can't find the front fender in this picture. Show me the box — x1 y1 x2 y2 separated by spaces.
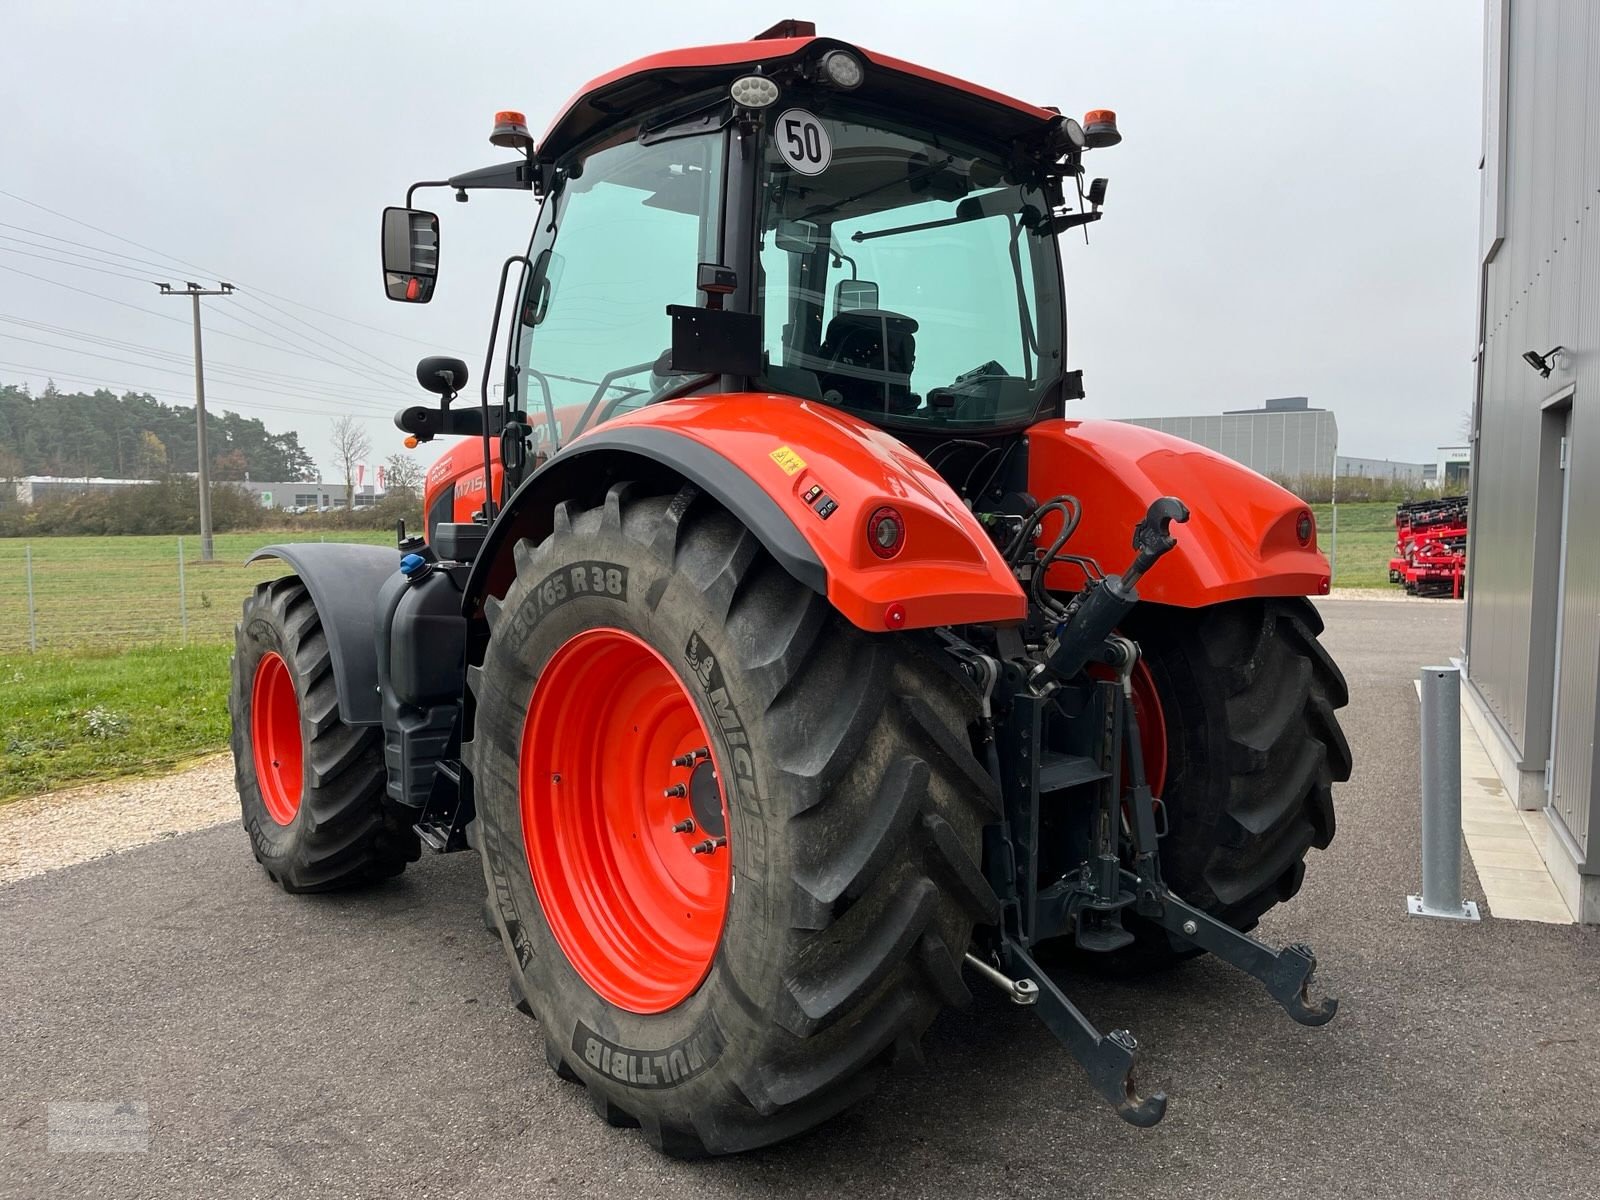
1027 419 1330 605
246 543 398 725
466 393 1025 631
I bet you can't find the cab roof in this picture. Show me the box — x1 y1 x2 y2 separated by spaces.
538 25 1062 162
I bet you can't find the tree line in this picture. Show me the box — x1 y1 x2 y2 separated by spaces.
0 381 316 483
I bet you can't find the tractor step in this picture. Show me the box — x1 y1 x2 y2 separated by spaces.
413 759 474 854
1038 752 1109 793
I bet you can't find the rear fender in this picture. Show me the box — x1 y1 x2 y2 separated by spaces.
246 543 399 725
464 393 1025 631
1026 419 1330 605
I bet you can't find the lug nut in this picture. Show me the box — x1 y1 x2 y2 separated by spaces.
671 819 695 834
691 837 727 855
670 747 710 768
663 783 687 798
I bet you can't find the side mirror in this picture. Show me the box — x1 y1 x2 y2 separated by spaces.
775 219 821 255
382 207 440 303
834 279 879 313
416 355 469 397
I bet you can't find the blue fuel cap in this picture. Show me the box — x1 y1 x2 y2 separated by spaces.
400 553 428 578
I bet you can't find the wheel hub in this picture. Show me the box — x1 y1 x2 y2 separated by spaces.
688 760 725 838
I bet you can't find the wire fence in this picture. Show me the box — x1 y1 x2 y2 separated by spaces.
0 532 395 654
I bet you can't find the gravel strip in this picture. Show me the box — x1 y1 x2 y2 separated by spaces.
0 755 238 885
1323 587 1460 603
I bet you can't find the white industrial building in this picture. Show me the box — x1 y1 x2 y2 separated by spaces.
1118 396 1337 481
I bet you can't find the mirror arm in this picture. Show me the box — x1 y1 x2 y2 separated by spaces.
405 179 453 208
408 159 542 209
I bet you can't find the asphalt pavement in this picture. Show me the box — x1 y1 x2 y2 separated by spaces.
3 597 1597 1199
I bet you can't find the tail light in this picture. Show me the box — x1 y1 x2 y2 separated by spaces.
867 506 905 559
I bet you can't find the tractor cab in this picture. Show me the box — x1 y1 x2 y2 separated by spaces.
382 22 1115 518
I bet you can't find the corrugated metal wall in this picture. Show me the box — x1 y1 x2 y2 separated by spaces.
1118 410 1337 479
1468 0 1600 863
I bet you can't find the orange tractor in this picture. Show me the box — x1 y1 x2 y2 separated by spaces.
231 21 1350 1155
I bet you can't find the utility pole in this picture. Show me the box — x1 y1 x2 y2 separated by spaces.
157 281 234 561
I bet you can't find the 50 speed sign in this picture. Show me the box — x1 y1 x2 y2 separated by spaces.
775 109 831 175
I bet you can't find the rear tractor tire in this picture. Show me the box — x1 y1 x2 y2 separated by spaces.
1074 597 1352 972
466 483 998 1156
229 576 419 892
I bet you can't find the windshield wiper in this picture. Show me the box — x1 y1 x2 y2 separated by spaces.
849 185 1029 244
800 155 956 222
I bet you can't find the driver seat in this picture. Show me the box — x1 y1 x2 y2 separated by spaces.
817 309 920 414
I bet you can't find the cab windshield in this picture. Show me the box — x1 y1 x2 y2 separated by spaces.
757 109 1064 430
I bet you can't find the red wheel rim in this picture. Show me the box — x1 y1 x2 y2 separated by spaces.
1127 657 1168 797
251 651 303 825
1091 657 1168 797
520 627 731 1014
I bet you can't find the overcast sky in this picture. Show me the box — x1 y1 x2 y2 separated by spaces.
0 1 1482 476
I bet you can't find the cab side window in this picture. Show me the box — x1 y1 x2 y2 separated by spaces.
519 132 723 439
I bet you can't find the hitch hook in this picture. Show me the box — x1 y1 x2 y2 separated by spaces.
1006 943 1168 1127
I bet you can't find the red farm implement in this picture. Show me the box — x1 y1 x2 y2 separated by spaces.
1388 495 1468 598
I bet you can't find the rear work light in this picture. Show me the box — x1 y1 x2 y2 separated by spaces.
817 49 863 89
867 506 905 559
1296 509 1314 546
730 74 781 109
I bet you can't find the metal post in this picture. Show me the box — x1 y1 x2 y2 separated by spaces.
190 292 213 563
1407 665 1480 920
25 543 37 653
177 537 189 645
157 280 234 562
1328 450 1339 586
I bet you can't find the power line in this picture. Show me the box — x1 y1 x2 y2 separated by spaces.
0 258 414 395
226 293 414 386
0 332 396 415
235 286 422 375
0 191 441 350
0 358 384 420
0 260 193 324
0 238 411 392
0 314 405 400
205 303 412 391
0 312 406 396
0 221 185 276
0 243 160 284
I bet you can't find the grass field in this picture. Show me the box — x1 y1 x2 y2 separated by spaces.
0 530 395 653
0 643 233 801
1313 501 1399 589
0 530 393 799
0 507 1402 800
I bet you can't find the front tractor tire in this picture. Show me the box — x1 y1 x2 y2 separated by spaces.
466 484 998 1156
1092 597 1352 971
229 576 419 892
